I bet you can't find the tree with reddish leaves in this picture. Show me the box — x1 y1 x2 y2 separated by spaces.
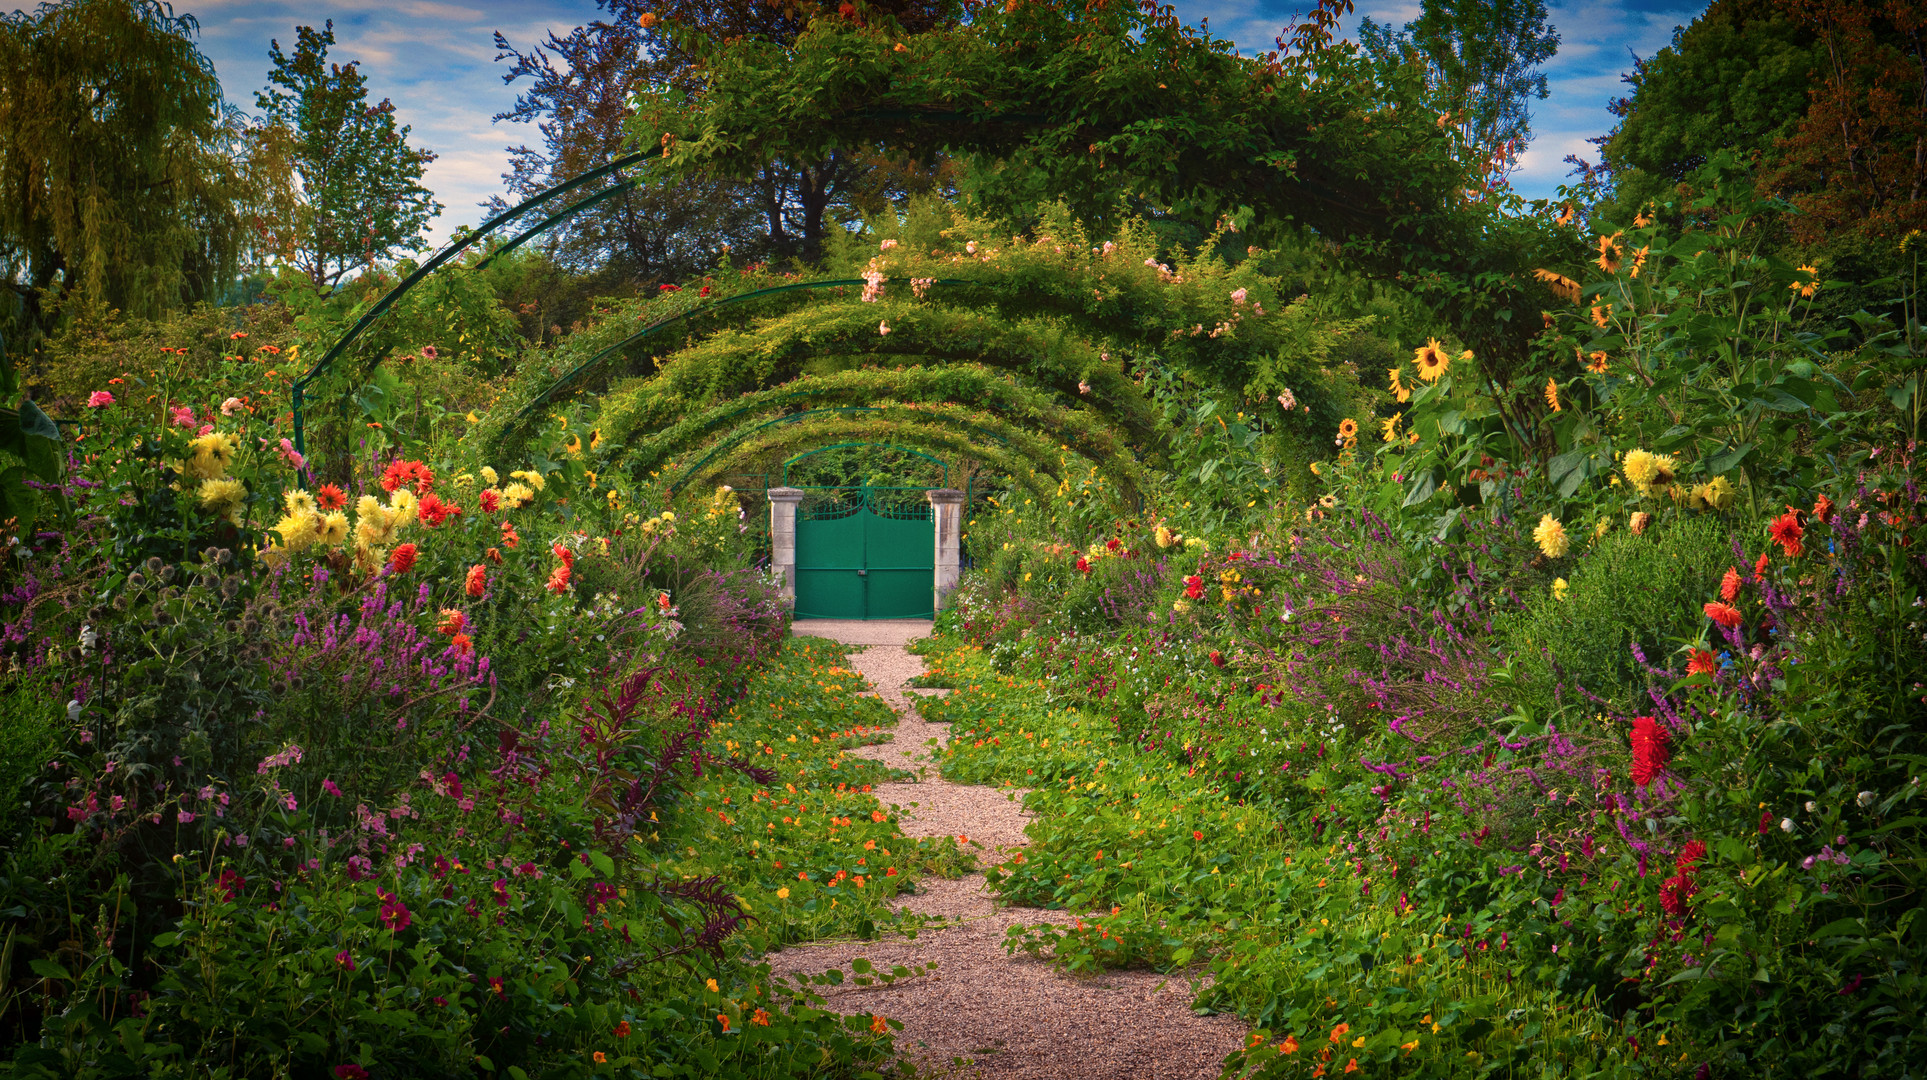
1763 0 1927 244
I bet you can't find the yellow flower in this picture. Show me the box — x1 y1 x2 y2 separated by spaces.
1595 518 1612 538
564 434 583 456
353 499 398 550
480 466 499 486
199 477 246 511
1790 264 1819 299
1534 513 1570 558
1154 524 1175 548
705 978 719 993
453 472 476 489
1552 577 1569 601
777 887 790 899
1629 245 1650 278
274 511 320 551
1595 231 1624 273
184 431 238 480
1586 351 1610 374
511 469 547 492
1591 304 1611 328
1380 413 1401 442
501 482 536 510
389 488 419 527
1703 474 1736 511
1413 339 1451 382
1336 417 1359 445
1387 366 1411 402
317 511 349 547
465 411 481 423
1544 377 1560 412
1532 267 1581 304
283 488 317 517
1621 449 1676 495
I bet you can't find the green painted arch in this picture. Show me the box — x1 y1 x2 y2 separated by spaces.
658 401 1138 499
669 414 1070 506
616 366 1135 482
584 301 1161 456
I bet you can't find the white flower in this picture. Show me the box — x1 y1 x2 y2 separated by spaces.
1781 818 1796 833
879 238 897 250
78 624 98 653
67 700 82 722
221 396 244 416
1102 241 1116 255
1857 791 1876 807
878 320 891 336
965 240 977 254
1805 800 1817 813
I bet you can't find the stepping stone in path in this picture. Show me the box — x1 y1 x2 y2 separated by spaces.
774 619 1246 1079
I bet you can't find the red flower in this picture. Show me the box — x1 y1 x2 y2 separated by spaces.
1759 810 1774 835
1105 537 1122 551
215 869 245 900
1658 873 1698 916
316 483 347 511
1209 650 1225 668
1075 556 1090 574
1686 649 1718 676
1183 575 1204 600
388 543 418 575
1768 510 1804 557
334 1066 369 1080
437 609 468 635
546 565 571 594
1192 829 1204 841
1629 716 1670 788
381 459 435 494
478 488 501 514
1754 551 1769 580
1702 601 1742 629
380 892 413 932
451 633 474 657
1719 566 1742 602
659 283 682 292
418 492 461 527
500 522 520 549
1813 494 1834 523
1675 839 1708 873
551 542 576 569
465 564 487 597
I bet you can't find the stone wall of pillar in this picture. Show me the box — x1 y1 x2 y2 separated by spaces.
927 488 964 613
767 487 803 612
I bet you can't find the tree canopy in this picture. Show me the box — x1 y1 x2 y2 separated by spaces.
0 0 255 330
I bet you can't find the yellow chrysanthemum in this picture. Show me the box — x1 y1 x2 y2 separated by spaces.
480 466 499 486
452 473 477 489
199 477 246 511
1697 475 1737 512
1413 339 1451 382
354 500 398 550
184 431 238 480
389 488 419 527
1534 513 1570 558
1621 449 1677 495
511 469 546 492
317 511 349 547
284 488 317 517
501 482 536 510
274 511 320 551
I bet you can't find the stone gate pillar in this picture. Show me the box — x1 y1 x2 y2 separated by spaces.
927 488 965 613
768 487 804 612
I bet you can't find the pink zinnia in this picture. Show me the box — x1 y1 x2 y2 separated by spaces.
170 405 197 428
87 390 115 409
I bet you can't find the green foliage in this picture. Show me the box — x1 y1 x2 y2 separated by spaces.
1498 516 1734 712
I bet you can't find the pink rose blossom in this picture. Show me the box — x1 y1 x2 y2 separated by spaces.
87 391 115 409
170 405 197 428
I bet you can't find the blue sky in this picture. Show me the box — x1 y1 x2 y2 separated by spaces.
39 0 1709 246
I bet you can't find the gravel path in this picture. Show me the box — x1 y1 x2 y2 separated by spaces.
773 619 1246 1079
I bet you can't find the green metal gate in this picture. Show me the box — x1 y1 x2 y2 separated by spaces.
794 486 933 620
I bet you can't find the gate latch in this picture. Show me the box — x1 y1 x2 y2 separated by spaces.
856 569 868 576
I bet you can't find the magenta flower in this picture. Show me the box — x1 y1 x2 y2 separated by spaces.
170 405 197 428
334 950 355 971
87 390 115 408
323 779 343 797
380 896 412 932
334 1065 369 1080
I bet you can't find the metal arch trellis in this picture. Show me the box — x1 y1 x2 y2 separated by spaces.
288 146 661 462
662 406 1007 496
507 277 996 430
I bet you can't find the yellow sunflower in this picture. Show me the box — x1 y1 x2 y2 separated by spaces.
1585 351 1610 374
1413 339 1451 382
1544 378 1561 412
1337 417 1359 445
1595 232 1624 274
1388 366 1412 403
1380 413 1401 442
